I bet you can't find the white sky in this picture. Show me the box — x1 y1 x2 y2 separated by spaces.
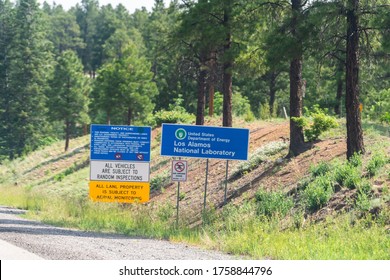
38 0 167 13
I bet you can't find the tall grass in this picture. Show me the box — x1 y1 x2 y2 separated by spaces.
1 121 389 260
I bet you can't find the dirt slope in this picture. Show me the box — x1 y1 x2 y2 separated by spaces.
3 119 389 227
148 120 351 225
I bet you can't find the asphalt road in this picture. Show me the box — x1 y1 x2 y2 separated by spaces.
0 205 233 260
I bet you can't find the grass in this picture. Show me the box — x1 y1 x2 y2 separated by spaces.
0 118 389 260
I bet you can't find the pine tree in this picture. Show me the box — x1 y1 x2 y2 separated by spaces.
47 50 90 151
93 44 158 125
4 0 53 158
0 0 16 159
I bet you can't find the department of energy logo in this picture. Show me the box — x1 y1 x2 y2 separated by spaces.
175 128 187 140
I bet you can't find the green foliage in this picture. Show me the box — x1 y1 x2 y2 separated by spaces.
363 89 390 122
310 161 331 177
302 175 334 212
355 191 371 213
380 112 390 124
210 92 255 120
333 161 361 190
292 106 339 142
255 189 294 218
92 44 158 125
147 109 194 127
150 171 170 192
47 50 90 149
366 153 388 177
146 96 195 127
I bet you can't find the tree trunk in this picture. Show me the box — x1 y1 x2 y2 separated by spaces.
196 56 207 125
65 119 70 152
289 58 305 156
208 83 215 117
207 50 217 117
222 2 233 127
345 0 365 159
269 71 277 116
107 112 111 125
288 0 305 157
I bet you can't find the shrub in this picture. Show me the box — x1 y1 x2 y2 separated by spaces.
380 112 390 124
292 105 338 142
150 171 170 191
355 191 371 212
147 110 194 127
302 175 334 212
255 189 294 218
310 161 331 177
366 153 388 177
146 95 195 127
333 162 361 189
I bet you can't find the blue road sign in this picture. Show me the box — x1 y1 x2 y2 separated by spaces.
90 125 151 161
160 123 249 160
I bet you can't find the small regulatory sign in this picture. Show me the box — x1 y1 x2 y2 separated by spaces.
171 160 188 182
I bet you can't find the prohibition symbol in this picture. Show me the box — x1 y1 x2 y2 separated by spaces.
174 161 186 172
172 160 188 182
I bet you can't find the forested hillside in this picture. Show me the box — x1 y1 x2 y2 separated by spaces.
0 0 389 161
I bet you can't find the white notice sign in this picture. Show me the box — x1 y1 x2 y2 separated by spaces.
90 161 150 182
171 160 188 182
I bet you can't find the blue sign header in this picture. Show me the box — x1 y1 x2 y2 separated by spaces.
90 125 151 161
160 124 249 160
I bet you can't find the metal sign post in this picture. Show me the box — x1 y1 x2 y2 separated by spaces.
176 181 180 228
224 160 229 205
203 159 209 212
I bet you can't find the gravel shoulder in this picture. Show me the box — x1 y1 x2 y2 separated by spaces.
0 206 234 260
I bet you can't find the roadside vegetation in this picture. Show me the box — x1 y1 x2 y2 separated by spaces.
1 118 389 260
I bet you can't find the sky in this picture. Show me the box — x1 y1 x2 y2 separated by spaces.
38 0 166 13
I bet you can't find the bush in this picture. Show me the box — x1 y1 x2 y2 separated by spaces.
146 95 195 127
150 171 170 191
366 153 388 177
333 162 361 189
302 175 334 212
255 189 294 218
310 161 331 177
380 112 390 124
148 109 194 127
292 105 338 142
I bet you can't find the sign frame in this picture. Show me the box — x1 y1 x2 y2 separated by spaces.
160 123 250 161
171 160 188 182
90 124 151 162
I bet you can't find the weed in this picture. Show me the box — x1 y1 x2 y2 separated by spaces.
150 171 170 191
302 175 334 212
255 189 294 218
366 153 388 177
310 161 331 177
333 162 361 189
355 191 371 212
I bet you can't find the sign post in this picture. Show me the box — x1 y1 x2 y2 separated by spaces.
89 124 151 203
